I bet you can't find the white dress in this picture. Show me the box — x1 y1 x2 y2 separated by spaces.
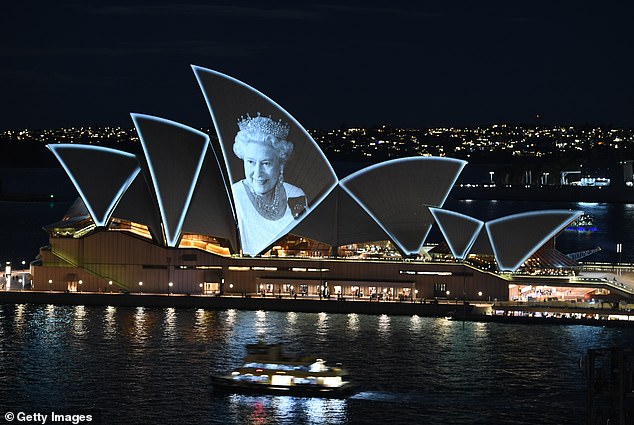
232 181 306 256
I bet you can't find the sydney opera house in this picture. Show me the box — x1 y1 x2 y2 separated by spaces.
31 66 584 301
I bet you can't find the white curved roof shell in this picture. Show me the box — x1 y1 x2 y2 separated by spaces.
486 210 582 271
111 171 164 244
340 157 466 254
47 144 140 227
181 148 238 250
292 185 389 247
429 208 484 260
193 66 338 255
132 114 210 247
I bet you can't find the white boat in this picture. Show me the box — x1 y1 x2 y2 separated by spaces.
211 343 357 398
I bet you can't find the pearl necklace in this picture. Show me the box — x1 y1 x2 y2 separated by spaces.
246 180 285 220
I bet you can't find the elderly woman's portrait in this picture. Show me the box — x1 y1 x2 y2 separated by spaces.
232 113 307 255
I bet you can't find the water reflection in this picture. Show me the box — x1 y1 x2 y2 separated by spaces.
226 309 237 327
46 304 55 319
133 306 148 343
346 313 359 334
272 396 294 421
284 312 298 339
316 312 329 341
44 304 60 337
472 321 488 338
377 314 390 339
103 306 116 339
255 310 267 337
72 305 86 337
14 304 25 333
286 311 297 325
226 395 347 425
163 307 177 341
302 398 347 424
0 306 4 339
561 324 614 349
248 399 270 424
409 314 422 332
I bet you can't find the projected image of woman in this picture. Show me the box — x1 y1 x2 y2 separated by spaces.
232 113 307 255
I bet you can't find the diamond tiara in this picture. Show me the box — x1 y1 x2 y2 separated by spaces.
237 113 290 139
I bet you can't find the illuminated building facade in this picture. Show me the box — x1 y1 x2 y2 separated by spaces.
31 66 582 300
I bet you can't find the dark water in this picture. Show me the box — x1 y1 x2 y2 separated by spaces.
1 304 633 424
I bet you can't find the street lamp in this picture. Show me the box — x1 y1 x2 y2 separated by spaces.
199 283 204 294
78 279 83 293
168 281 173 295
489 171 494 184
138 281 143 294
48 279 53 292
478 291 483 297
108 280 113 293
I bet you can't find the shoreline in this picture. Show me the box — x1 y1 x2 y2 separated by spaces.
1 291 633 327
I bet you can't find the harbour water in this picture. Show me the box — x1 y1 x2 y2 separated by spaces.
1 304 633 424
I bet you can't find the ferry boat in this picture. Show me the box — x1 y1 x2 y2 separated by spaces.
211 343 357 398
565 213 597 232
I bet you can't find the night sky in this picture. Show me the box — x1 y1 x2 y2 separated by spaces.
3 1 634 130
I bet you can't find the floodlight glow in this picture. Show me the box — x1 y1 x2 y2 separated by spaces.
191 65 338 256
429 208 484 259
47 144 141 227
340 157 467 255
486 210 583 272
131 113 209 247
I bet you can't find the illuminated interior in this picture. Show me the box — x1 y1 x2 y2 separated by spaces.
109 218 153 240
179 233 231 256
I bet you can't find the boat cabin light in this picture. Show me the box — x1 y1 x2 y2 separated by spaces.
322 376 343 387
309 360 327 373
271 374 293 386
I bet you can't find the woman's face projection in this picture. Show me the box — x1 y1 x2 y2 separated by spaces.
242 142 283 196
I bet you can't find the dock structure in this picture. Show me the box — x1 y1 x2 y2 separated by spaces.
583 347 634 425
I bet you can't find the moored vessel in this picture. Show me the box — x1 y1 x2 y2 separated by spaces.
565 213 597 232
